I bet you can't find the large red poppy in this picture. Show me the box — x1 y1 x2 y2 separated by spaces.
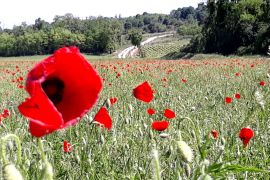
18 47 102 137
93 107 112 130
152 121 169 131
133 81 154 103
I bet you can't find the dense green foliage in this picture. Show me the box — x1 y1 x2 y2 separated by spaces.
0 5 206 57
128 29 143 47
185 0 270 55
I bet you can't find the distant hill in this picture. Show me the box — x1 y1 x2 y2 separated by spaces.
0 3 206 56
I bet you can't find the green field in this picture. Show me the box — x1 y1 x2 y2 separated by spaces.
140 39 190 59
0 56 270 179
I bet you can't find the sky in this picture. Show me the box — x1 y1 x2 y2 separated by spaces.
0 0 205 29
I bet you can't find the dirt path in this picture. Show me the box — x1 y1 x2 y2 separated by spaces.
118 34 173 59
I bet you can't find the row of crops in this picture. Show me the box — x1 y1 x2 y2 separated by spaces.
140 39 189 58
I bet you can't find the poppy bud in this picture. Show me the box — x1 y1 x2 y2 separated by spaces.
177 141 193 163
3 164 23 180
184 164 191 178
159 133 169 139
40 162 53 180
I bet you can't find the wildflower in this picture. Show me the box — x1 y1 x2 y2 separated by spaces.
18 47 102 137
225 97 232 104
109 97 117 106
93 107 112 130
2 109 10 118
152 121 169 131
147 108 155 115
63 140 72 152
164 108 175 119
133 81 154 103
210 130 219 139
234 93 241 99
239 127 254 148
259 81 265 86
181 79 187 83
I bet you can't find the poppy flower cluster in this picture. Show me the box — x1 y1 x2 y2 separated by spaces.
133 81 176 132
18 47 103 137
225 93 241 104
148 108 176 131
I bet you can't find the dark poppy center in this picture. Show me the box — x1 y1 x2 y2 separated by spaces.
42 77 64 105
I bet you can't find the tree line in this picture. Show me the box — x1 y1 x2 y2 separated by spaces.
184 0 270 55
0 4 206 57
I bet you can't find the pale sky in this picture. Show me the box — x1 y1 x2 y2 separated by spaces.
0 0 205 29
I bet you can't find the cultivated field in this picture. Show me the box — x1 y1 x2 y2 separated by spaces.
0 56 270 179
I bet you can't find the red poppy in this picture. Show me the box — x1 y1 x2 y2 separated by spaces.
152 121 169 131
93 107 112 130
235 72 240 77
63 140 72 152
2 109 10 118
239 127 254 148
164 109 175 119
260 81 265 86
18 47 102 137
210 130 219 139
133 81 154 103
235 93 241 99
18 85 24 89
109 97 117 106
147 108 155 115
225 97 232 104
181 79 187 83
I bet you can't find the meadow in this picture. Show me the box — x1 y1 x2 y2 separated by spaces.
0 55 270 179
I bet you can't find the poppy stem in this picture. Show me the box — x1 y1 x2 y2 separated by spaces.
37 138 47 162
0 134 22 165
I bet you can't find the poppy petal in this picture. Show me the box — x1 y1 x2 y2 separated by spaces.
164 109 176 119
133 81 154 103
94 107 112 130
152 121 169 131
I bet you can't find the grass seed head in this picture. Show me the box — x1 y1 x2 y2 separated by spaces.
177 140 193 163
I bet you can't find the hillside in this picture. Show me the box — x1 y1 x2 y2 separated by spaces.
140 36 190 59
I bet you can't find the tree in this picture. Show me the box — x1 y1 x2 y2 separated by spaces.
129 29 142 47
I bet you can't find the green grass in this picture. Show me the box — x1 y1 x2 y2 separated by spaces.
0 53 114 62
0 57 270 179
